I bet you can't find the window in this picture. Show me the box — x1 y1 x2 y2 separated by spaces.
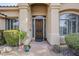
5 18 19 30
60 13 79 36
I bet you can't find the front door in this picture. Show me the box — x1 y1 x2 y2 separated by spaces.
32 16 46 42
35 19 43 42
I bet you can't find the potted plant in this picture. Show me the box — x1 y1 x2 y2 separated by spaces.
19 30 31 52
65 33 79 55
24 45 31 52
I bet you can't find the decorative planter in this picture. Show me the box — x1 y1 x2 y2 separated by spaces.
24 45 31 52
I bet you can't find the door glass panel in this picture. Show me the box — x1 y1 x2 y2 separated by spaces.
32 19 34 37
67 20 71 34
72 20 76 33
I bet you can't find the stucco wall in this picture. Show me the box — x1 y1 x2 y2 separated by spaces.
46 6 51 44
0 18 5 30
0 6 19 18
60 3 79 11
0 11 19 18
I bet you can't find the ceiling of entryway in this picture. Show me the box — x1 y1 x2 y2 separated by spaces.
30 3 48 16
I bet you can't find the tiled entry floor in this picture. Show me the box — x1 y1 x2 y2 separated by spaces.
27 41 62 56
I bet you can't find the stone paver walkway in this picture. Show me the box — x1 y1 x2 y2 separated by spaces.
26 41 62 56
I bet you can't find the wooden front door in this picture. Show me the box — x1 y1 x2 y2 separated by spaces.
35 19 43 42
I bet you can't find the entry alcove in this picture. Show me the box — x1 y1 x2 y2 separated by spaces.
30 3 48 16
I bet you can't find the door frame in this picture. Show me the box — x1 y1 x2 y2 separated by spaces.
32 16 46 41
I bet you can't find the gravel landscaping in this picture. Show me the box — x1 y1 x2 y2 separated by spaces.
0 45 19 56
60 45 75 56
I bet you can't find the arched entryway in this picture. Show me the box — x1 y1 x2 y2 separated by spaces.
30 3 48 42
32 16 46 42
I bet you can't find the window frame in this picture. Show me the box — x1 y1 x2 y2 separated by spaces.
60 13 79 36
5 18 19 30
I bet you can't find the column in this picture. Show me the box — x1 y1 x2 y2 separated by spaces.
18 3 29 32
18 3 31 45
49 3 60 45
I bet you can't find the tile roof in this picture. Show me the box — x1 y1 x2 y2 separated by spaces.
0 5 18 7
0 3 17 7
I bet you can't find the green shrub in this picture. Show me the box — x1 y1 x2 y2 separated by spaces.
0 30 6 45
3 30 19 46
19 31 26 41
65 33 79 50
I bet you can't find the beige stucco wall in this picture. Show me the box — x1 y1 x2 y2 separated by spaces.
0 7 19 18
60 3 79 11
18 3 32 45
0 18 5 30
48 4 60 45
46 5 51 44
0 11 19 18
